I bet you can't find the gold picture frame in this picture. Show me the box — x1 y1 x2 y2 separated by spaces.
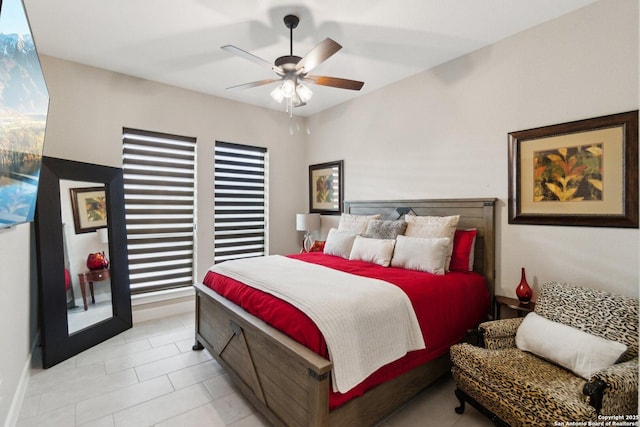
508 110 638 228
309 160 343 214
70 186 108 233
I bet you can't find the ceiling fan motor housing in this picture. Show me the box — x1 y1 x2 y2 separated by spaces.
275 55 302 71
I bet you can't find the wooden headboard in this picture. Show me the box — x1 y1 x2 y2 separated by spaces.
343 198 497 310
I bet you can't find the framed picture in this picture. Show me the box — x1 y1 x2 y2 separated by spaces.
70 186 108 233
0 0 49 229
508 110 638 228
309 160 344 214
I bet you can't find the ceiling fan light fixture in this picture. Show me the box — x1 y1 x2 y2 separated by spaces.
296 82 313 103
281 79 296 97
271 77 310 116
291 91 303 107
270 85 284 103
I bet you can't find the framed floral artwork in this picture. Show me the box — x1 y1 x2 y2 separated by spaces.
508 110 638 228
70 186 108 233
309 160 343 214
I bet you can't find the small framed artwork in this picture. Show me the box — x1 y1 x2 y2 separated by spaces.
70 186 108 233
508 110 638 228
309 160 344 215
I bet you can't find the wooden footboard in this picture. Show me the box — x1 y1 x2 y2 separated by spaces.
194 282 452 427
194 282 332 426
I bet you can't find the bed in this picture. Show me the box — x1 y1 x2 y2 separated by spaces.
193 198 496 426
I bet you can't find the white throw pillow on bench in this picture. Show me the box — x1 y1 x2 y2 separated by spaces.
515 312 627 379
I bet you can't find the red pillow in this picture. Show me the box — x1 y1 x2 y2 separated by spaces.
64 268 71 291
449 229 477 272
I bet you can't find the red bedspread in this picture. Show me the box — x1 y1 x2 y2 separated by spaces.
202 252 489 410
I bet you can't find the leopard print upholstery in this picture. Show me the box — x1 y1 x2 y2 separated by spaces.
535 282 638 361
479 317 523 350
451 345 598 425
453 367 539 427
451 282 639 426
594 358 639 415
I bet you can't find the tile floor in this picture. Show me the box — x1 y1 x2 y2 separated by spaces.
17 312 493 427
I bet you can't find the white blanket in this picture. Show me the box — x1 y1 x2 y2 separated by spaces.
210 255 425 393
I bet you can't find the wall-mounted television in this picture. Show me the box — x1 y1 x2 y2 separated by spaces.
0 0 49 228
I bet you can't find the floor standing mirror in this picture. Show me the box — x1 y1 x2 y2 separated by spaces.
35 156 132 368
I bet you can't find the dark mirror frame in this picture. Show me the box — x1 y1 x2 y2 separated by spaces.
35 156 132 368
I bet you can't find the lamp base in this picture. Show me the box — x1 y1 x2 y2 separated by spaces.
303 233 314 252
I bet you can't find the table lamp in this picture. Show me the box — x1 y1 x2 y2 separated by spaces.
296 213 320 252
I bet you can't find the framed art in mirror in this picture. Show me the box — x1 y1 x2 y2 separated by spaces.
309 160 343 215
508 110 638 228
69 186 108 233
35 156 132 368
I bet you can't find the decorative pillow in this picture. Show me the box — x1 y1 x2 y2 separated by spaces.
323 228 357 259
404 214 460 271
349 236 396 267
308 240 325 253
390 235 450 275
364 219 407 240
515 312 628 379
338 213 381 235
449 229 478 272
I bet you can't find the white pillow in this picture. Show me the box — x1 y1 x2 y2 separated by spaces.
338 213 381 235
515 312 627 379
323 228 357 259
390 235 450 275
349 236 396 267
404 214 459 271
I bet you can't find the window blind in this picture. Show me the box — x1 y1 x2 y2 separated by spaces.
122 128 196 294
214 141 267 263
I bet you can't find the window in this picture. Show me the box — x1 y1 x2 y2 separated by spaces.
122 128 196 294
214 141 267 263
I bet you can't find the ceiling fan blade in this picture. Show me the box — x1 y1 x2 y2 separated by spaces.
295 38 342 74
221 45 282 73
226 78 281 90
304 75 364 91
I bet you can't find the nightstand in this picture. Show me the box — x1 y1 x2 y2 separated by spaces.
495 296 535 319
78 268 111 310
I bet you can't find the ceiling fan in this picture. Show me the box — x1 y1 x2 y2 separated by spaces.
222 14 364 116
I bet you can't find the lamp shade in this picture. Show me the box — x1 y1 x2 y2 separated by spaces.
296 213 320 231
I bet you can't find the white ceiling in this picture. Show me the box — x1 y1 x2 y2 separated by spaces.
23 0 598 117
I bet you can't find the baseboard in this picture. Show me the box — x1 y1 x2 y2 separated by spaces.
4 333 38 427
132 294 195 324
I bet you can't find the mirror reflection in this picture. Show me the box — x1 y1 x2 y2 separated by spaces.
59 179 113 334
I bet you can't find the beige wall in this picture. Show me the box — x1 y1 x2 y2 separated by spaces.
307 0 639 299
0 224 37 426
